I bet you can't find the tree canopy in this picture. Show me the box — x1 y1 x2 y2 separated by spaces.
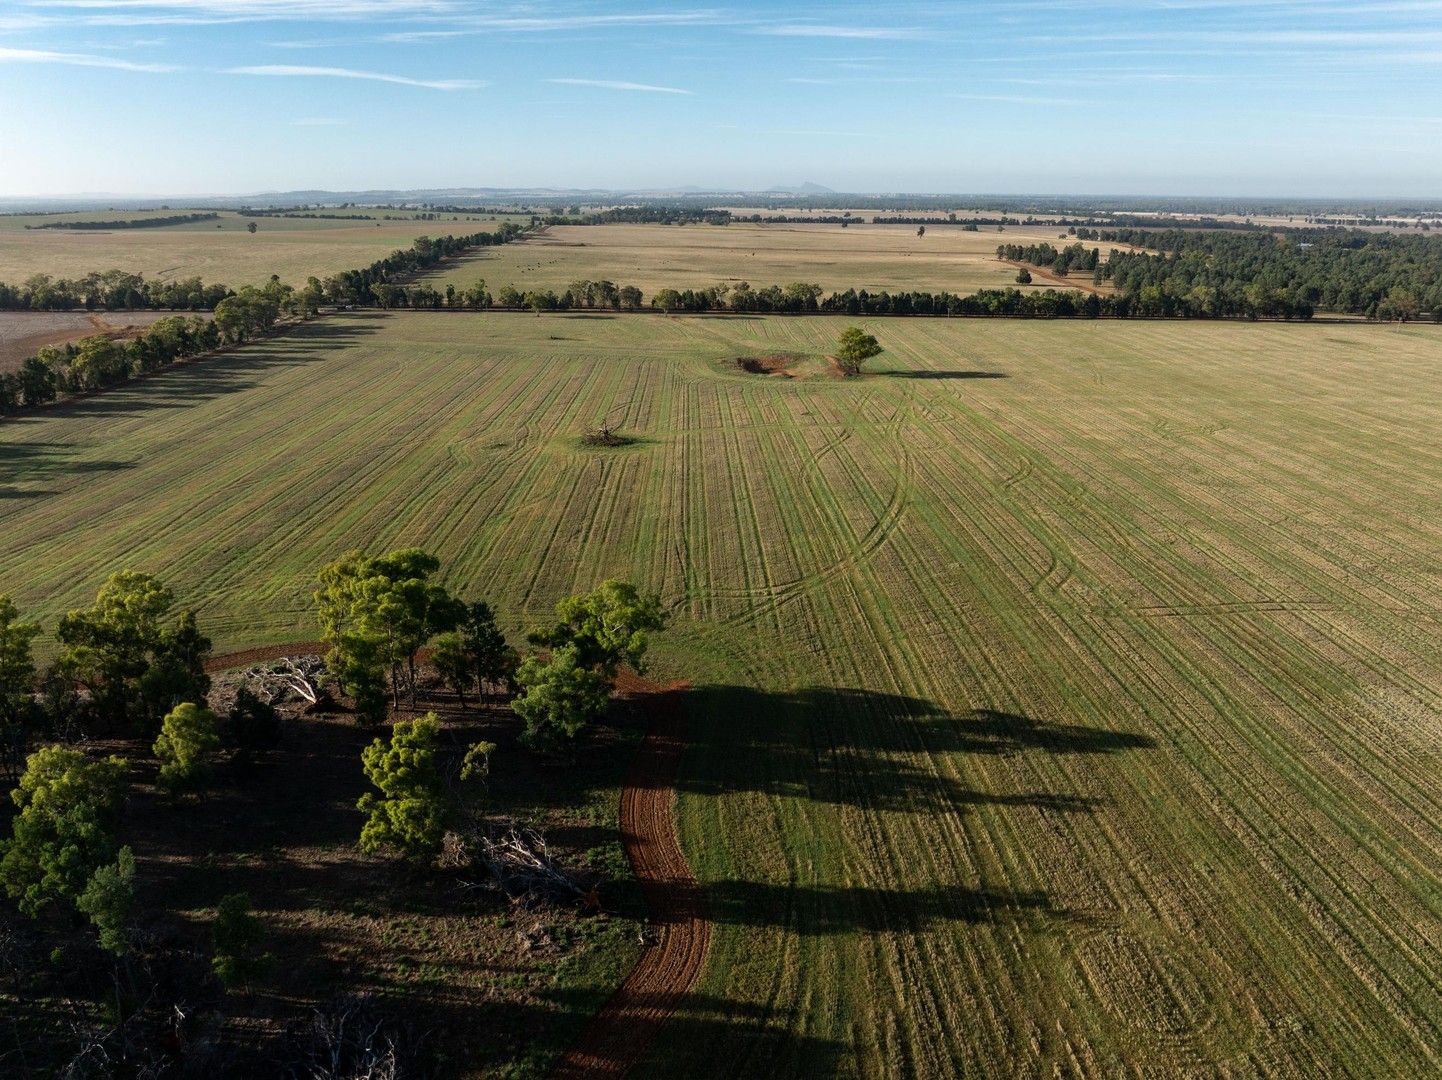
835 327 883 377
357 713 454 859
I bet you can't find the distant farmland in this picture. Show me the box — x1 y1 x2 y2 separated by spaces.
0 209 527 287
420 221 1126 297
3 312 1441 1075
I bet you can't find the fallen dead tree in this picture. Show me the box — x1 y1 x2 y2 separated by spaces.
238 656 326 708
442 822 586 908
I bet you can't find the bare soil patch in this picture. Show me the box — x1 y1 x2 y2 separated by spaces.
735 353 800 376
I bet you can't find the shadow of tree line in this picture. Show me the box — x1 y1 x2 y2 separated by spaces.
658 682 1154 943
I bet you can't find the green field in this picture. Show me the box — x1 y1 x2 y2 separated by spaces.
420 221 1118 298
0 209 526 286
3 312 1442 1076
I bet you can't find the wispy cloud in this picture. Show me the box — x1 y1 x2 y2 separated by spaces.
227 63 482 89
754 25 925 40
0 44 176 71
291 116 347 125
382 10 727 42
547 77 693 94
10 0 453 27
950 92 1098 106
28 0 455 14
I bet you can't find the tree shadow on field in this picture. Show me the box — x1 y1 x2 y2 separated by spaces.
883 369 1008 380
670 685 1137 944
669 685 1152 814
479 991 849 1078
702 879 1078 935
6 315 384 422
0 438 136 496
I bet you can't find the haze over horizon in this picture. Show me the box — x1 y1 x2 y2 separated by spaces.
2 0 1442 199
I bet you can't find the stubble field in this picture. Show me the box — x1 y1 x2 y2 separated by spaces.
2 312 1440 1076
0 210 526 287
420 221 1118 297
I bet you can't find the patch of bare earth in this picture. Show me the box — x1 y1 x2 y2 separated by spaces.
735 353 800 377
0 311 211 372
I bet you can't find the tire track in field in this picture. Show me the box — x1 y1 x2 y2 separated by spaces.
701 391 917 626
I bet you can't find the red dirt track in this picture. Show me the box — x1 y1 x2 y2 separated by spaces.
551 671 708 1078
206 646 711 1078
204 641 326 672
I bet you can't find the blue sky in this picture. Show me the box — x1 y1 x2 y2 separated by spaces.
2 0 1441 198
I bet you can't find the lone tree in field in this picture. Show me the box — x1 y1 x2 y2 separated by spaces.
357 713 454 860
835 327 883 377
1015 268 1032 285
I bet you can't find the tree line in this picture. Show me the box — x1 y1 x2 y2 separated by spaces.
24 212 220 231
376 275 1324 320
0 227 532 414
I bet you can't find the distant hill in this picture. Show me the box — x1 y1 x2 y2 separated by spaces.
763 181 837 196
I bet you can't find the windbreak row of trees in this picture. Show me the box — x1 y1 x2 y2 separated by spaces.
369 277 648 312
541 206 732 226
322 223 523 307
0 315 219 412
0 269 231 312
1077 228 1442 319
0 228 531 415
25 212 220 231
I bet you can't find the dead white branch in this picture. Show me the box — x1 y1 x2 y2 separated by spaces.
240 656 325 707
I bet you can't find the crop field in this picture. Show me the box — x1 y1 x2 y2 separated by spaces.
0 210 526 286
3 312 1441 1076
420 221 1119 297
